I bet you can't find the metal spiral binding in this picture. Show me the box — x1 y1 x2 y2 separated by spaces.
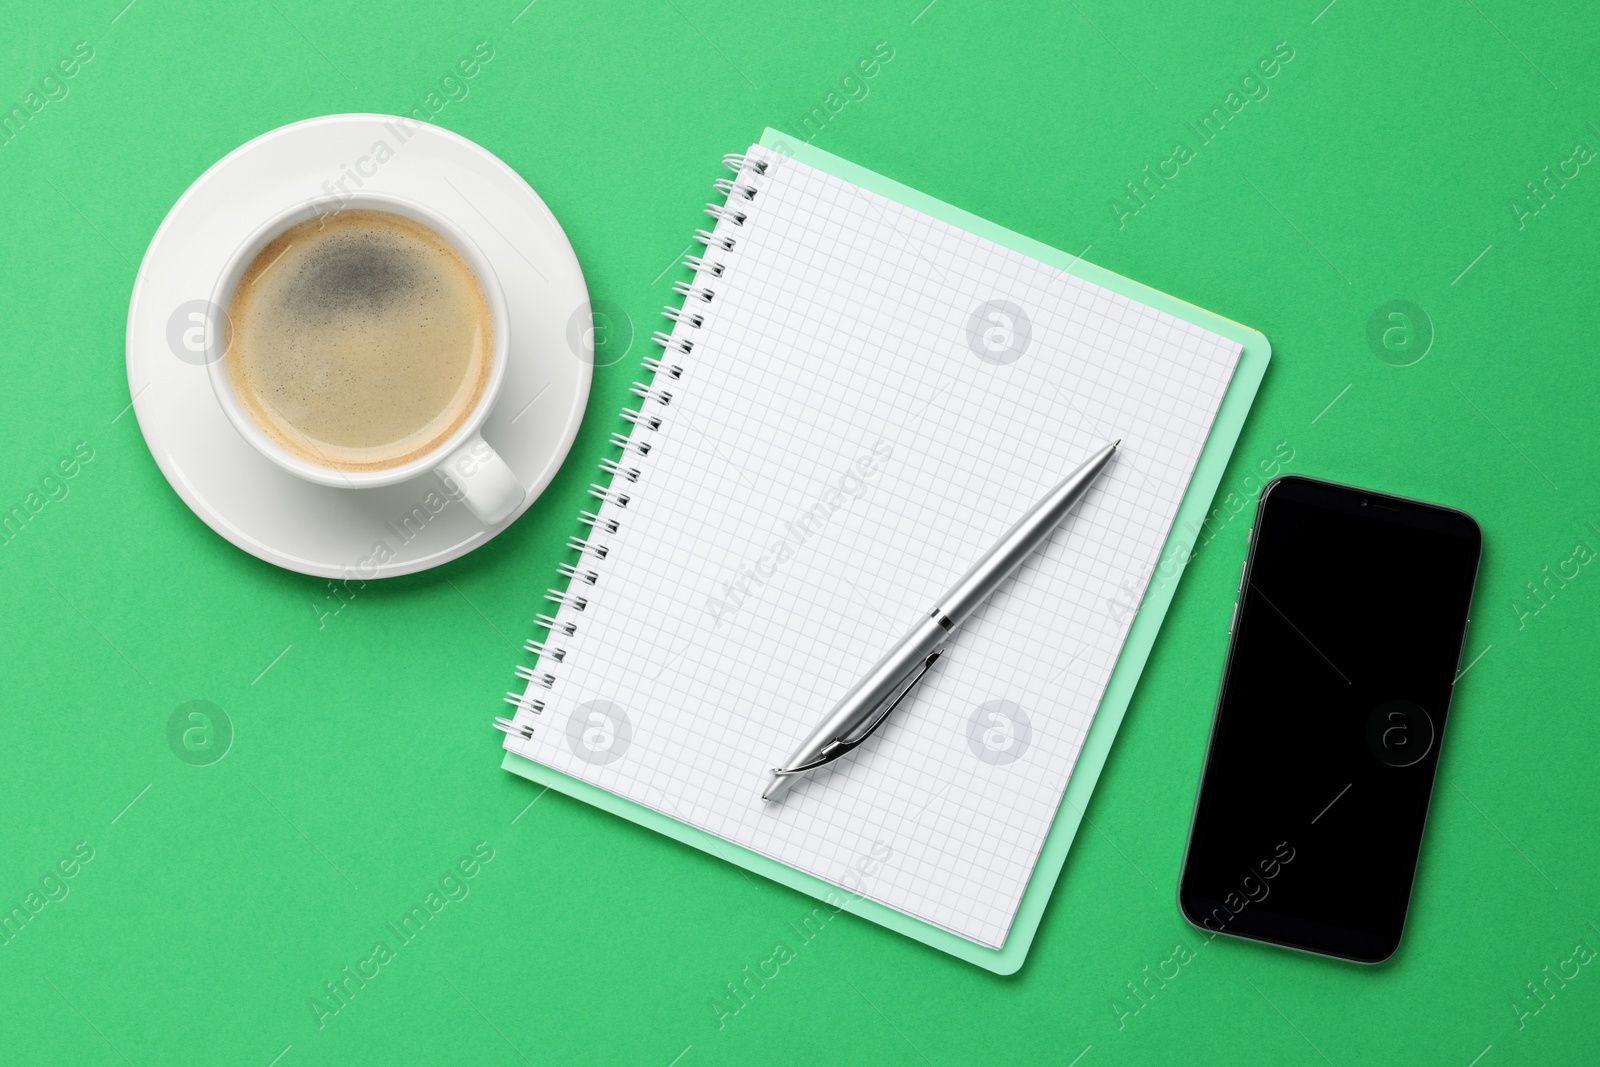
567 534 608 559
588 483 631 509
722 153 768 175
598 457 641 483
493 715 535 739
501 693 543 714
545 589 588 612
694 228 737 251
535 612 576 636
579 509 620 534
499 147 774 743
704 203 747 226
620 407 662 431
672 280 716 304
610 431 651 456
682 255 722 278
651 330 694 355
515 665 559 688
641 355 682 381
713 178 758 201
558 562 599 586
630 381 673 406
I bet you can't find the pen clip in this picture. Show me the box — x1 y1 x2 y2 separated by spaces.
777 648 945 777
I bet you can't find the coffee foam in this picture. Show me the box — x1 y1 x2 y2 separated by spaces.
223 209 492 472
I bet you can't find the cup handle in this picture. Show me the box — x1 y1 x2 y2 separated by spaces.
435 433 524 525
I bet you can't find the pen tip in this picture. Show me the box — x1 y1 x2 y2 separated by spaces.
762 771 793 804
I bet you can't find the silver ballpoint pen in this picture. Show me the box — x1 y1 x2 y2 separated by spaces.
762 439 1120 802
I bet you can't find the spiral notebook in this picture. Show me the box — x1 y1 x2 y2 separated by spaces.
497 129 1269 972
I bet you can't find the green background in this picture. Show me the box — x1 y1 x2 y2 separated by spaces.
2 0 1596 1063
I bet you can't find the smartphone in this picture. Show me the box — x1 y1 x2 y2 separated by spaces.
1178 475 1481 962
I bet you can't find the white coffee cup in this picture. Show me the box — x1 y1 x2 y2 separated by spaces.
206 191 525 525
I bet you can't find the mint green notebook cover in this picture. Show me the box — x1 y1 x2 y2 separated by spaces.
501 127 1270 974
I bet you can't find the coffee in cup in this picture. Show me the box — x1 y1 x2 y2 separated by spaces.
222 208 493 472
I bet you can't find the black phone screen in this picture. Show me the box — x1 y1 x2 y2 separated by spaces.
1178 476 1481 962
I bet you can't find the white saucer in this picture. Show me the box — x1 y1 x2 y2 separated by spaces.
125 114 592 578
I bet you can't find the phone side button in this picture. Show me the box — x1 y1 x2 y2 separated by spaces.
1228 601 1238 634
1237 560 1247 592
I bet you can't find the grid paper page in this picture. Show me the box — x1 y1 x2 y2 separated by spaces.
503 145 1242 948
